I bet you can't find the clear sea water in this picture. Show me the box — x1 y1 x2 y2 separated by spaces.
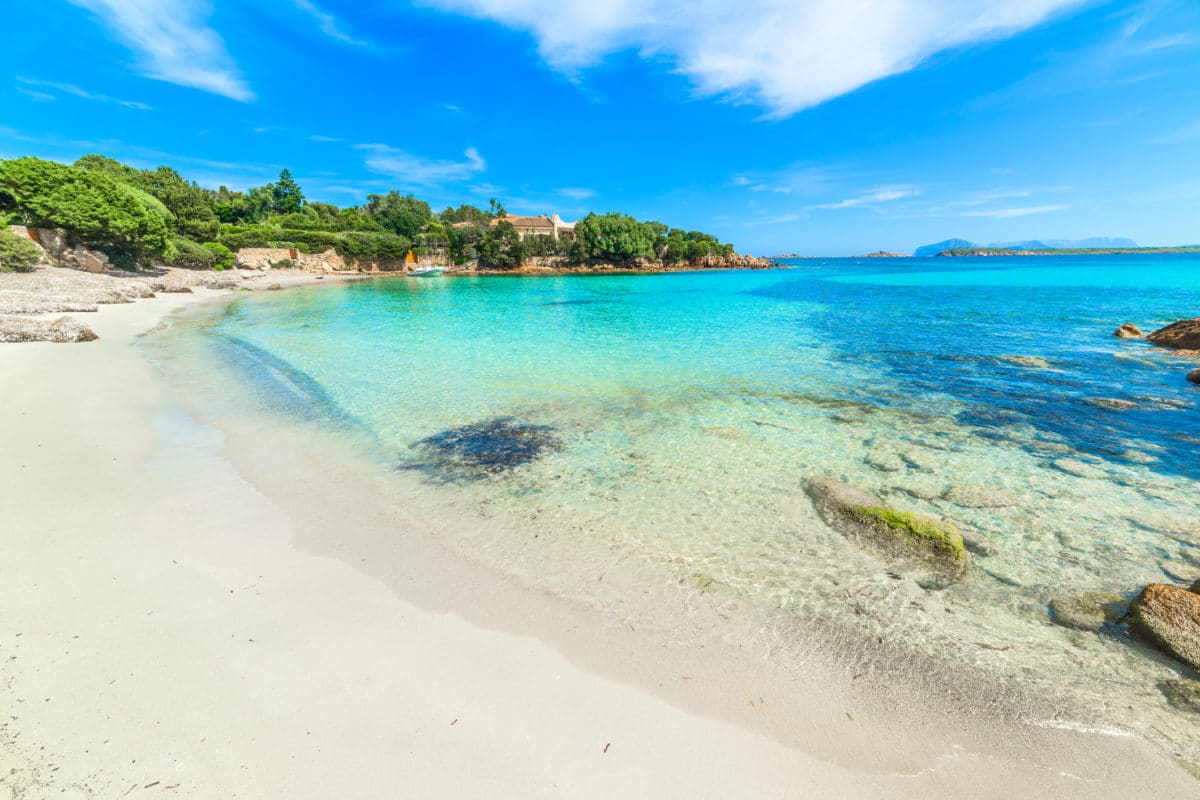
152 255 1200 758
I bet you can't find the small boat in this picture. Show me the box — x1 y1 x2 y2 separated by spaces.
407 266 444 277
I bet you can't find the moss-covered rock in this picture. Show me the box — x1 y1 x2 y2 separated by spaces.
1129 583 1200 670
1049 591 1129 631
804 476 969 576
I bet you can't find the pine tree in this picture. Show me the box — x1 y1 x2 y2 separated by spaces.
272 168 305 214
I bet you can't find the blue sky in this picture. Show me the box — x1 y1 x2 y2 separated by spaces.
1 0 1198 255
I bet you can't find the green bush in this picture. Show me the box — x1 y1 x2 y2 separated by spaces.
202 241 233 270
478 220 523 269
0 229 41 272
0 157 172 259
334 231 411 261
270 258 295 269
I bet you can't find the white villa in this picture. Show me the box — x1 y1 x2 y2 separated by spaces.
453 214 576 241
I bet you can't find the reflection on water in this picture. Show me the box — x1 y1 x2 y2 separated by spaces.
150 256 1200 761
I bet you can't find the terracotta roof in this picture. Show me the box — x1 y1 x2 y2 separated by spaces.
492 215 554 229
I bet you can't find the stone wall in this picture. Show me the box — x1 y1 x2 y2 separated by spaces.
233 247 409 274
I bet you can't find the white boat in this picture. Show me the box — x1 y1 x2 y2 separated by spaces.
407 266 444 277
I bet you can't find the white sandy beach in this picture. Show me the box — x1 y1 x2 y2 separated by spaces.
1 282 1197 799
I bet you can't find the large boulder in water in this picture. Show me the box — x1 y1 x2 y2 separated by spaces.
1147 318 1200 350
1129 583 1200 669
1114 323 1144 339
804 476 968 577
1188 368 1200 385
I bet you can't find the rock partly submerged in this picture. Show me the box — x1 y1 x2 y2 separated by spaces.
1114 322 1144 339
1160 679 1200 713
804 476 968 577
942 485 1020 509
1128 583 1200 670
1147 317 1200 351
1188 368 1200 385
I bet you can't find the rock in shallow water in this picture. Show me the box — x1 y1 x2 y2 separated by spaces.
1147 317 1200 350
413 417 561 477
1188 368 1200 385
1114 322 1144 339
1049 591 1129 631
942 485 1020 509
804 476 968 577
1160 679 1200 713
1129 583 1200 670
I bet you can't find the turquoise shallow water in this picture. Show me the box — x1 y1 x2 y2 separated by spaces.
155 255 1200 757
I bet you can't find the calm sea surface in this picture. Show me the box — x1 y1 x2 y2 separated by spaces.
153 254 1200 755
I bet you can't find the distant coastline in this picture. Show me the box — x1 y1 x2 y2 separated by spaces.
937 246 1200 257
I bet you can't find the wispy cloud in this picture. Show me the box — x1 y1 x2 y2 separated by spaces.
962 204 1068 218
558 187 595 200
309 134 345 143
67 0 253 101
288 0 367 46
358 144 487 186
815 186 917 210
16 77 151 110
1149 119 1200 144
425 0 1083 117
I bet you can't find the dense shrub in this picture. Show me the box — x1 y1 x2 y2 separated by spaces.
0 229 41 272
167 237 233 270
202 242 234 270
334 231 411 261
217 224 279 250
0 157 172 260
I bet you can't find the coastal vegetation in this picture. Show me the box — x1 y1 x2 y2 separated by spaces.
0 154 740 271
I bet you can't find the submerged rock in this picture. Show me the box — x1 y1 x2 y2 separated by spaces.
1049 591 1128 631
959 528 998 558
1129 583 1200 670
1052 457 1106 479
1159 679 1200 713
1084 397 1138 411
865 452 904 472
413 417 561 477
1114 322 1144 339
942 485 1020 509
804 477 968 576
1000 355 1052 369
1188 368 1200 385
1147 317 1200 350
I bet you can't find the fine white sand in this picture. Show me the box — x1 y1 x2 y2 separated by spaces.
1 284 1196 799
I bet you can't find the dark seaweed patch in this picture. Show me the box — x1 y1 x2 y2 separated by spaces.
410 417 561 478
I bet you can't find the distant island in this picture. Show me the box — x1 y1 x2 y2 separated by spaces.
938 246 1200 257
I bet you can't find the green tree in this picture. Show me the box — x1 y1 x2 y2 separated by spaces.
0 228 42 272
272 169 305 214
365 191 432 240
572 213 658 264
0 157 172 260
478 220 522 269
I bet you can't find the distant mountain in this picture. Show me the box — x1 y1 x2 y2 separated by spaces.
913 238 978 257
988 240 1052 251
988 237 1138 250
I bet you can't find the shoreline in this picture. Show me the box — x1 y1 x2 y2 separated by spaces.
1 280 1197 796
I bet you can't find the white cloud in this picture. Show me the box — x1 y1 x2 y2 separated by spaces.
558 187 595 200
288 0 367 46
16 77 151 110
425 0 1082 116
358 144 487 186
1149 119 1200 144
962 204 1068 218
816 186 917 210
68 0 253 101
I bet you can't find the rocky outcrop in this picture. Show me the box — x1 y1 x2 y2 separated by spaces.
1147 318 1200 351
804 476 968 576
1114 322 1143 339
0 314 98 343
1049 591 1128 631
1128 583 1200 669
25 228 113 273
234 247 409 274
1188 368 1200 385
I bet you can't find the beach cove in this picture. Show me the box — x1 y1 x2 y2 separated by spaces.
2 257 1199 797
